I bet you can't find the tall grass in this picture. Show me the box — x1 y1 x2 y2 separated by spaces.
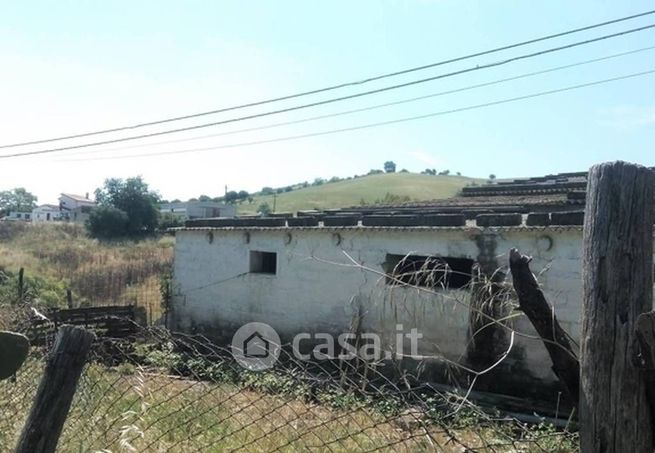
0 223 173 318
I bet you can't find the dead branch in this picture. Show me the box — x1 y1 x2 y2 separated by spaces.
508 248 579 407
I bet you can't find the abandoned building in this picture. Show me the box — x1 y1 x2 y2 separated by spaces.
171 172 599 405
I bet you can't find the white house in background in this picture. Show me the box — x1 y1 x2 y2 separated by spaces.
159 201 236 220
32 204 62 222
2 211 32 221
59 193 96 224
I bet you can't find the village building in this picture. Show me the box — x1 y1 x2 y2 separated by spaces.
2 211 32 221
159 201 236 220
31 204 62 222
59 193 96 224
170 172 598 406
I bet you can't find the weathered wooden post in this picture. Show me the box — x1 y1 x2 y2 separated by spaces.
15 325 95 453
580 161 655 452
66 289 73 309
17 267 24 305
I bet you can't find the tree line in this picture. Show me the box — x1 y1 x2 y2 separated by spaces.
1 161 497 239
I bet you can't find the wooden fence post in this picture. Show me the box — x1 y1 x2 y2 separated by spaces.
15 325 95 453
580 161 655 452
17 267 24 305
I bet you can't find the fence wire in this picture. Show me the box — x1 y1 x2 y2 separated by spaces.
1 322 578 452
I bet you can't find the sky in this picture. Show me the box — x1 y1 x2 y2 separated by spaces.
1 0 654 203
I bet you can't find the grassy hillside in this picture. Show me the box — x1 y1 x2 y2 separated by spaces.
239 173 479 214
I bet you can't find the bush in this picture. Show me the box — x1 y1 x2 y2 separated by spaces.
159 213 184 230
86 206 129 239
257 202 272 216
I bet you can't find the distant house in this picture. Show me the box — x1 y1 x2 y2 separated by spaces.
59 193 97 224
32 204 62 223
159 201 236 220
2 211 32 221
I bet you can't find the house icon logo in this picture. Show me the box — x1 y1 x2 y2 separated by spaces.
231 322 281 370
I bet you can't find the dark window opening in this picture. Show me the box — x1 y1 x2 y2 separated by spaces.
383 254 473 289
250 251 277 274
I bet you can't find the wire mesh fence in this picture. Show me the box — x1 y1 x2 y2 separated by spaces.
0 322 578 452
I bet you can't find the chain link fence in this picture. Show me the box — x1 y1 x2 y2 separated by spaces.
0 321 578 452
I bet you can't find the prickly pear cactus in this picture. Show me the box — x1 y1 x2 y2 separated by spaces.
0 331 29 380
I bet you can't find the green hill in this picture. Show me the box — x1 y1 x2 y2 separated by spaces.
238 173 480 215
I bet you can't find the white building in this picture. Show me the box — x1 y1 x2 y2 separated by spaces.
59 193 96 223
160 201 236 220
2 211 32 221
170 172 595 406
32 204 62 222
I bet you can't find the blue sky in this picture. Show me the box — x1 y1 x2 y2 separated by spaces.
1 1 654 203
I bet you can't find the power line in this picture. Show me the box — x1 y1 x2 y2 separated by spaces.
3 22 655 160
52 68 655 162
58 44 655 157
1 8 654 150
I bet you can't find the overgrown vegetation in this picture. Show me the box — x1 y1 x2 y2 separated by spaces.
0 338 578 452
88 176 160 239
0 223 172 313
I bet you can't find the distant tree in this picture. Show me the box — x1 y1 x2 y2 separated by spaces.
170 199 181 203
301 181 309 188
489 174 496 180
438 169 450 176
257 202 272 216
399 168 409 173
284 186 293 192
187 198 199 202
212 197 223 203
0 188 38 215
237 190 249 200
456 172 461 176
384 161 396 173
420 168 436 176
261 187 275 195
276 188 284 194
224 191 239 204
247 196 254 204
198 195 211 202
367 169 384 175
328 176 341 183
86 206 129 239
312 178 326 186
93 176 160 237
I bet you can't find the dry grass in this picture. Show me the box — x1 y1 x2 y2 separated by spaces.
0 222 173 317
0 357 576 452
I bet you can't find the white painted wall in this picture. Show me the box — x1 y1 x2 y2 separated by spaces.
172 226 586 395
32 206 61 222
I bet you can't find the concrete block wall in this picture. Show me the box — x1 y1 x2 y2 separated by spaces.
171 226 591 402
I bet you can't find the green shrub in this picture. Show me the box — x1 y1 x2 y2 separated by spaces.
86 206 129 239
